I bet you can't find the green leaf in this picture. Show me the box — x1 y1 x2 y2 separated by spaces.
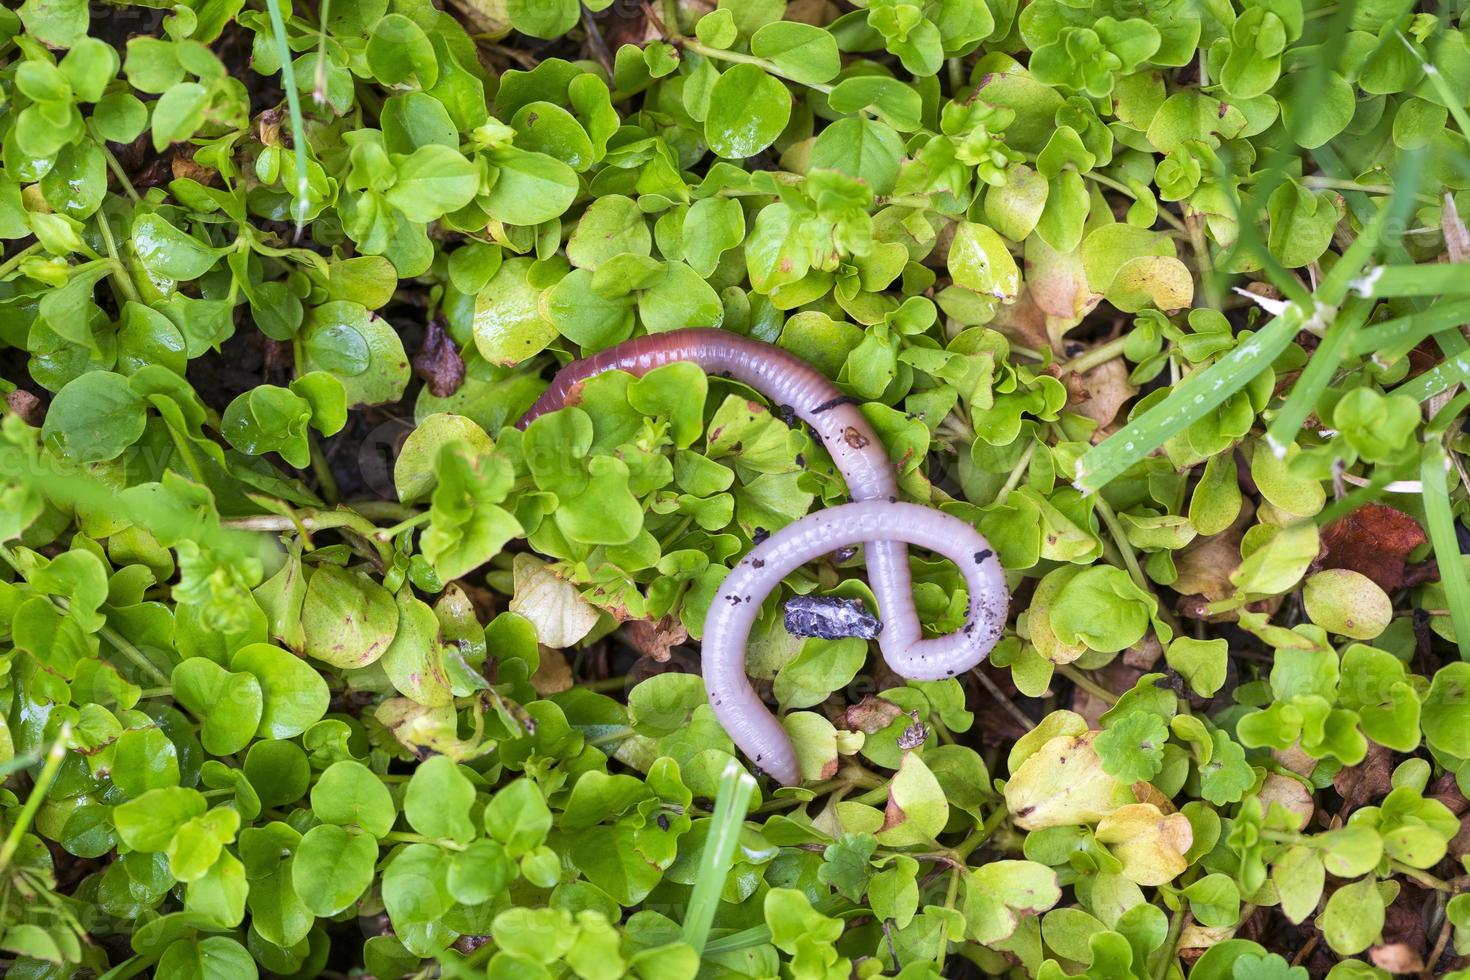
311 760 396 837
750 22 841 85
293 823 378 915
301 564 399 669
41 370 147 463
172 658 264 756
113 786 207 852
484 146 579 226
705 64 791 159
405 752 473 846
229 643 330 739
386 144 480 222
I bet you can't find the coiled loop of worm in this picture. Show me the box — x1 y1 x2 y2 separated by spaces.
518 329 1009 785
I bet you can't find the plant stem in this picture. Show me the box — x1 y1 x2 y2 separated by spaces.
0 726 70 872
95 213 142 305
678 38 838 96
1055 663 1119 704
954 805 1011 861
309 433 340 505
1093 495 1150 595
381 831 466 852
1060 336 1130 375
994 440 1037 504
377 511 431 541
935 868 963 968
0 242 42 280
101 144 142 203
1150 907 1188 980
1391 861 1455 892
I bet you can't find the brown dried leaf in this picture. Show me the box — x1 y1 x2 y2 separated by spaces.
1334 741 1394 813
413 320 466 398
1317 503 1427 592
623 616 688 663
530 647 573 696
1173 499 1255 602
990 288 1051 352
5 389 43 425
842 695 903 734
1072 356 1137 432
1369 944 1424 975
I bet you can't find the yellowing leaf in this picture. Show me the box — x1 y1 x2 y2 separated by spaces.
1003 732 1136 830
876 752 949 846
507 554 601 649
1106 255 1195 313
1095 803 1193 886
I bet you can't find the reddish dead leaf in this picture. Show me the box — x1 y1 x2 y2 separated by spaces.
1334 741 1394 813
842 695 902 734
624 616 688 663
1369 944 1424 975
413 320 466 398
1317 503 1427 592
5 389 42 425
1429 772 1469 816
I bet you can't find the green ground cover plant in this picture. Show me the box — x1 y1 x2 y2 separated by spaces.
0 0 1469 976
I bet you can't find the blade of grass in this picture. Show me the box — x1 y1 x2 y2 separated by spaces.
1396 348 1470 403
1420 442 1470 661
1349 298 1470 360
0 725 71 872
682 760 757 955
264 0 311 233
1264 295 1372 454
1348 264 1470 299
702 898 854 955
1074 302 1313 494
1264 164 1425 450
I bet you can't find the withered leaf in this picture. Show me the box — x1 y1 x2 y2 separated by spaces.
1317 503 1427 592
413 320 466 398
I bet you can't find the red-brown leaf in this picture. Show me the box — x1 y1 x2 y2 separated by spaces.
1317 503 1427 592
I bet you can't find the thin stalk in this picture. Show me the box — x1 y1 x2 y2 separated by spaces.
0 242 42 280
1093 495 1148 595
679 38 837 96
1060 336 1129 375
309 433 340 505
935 869 962 968
376 511 431 541
95 213 141 305
1420 443 1470 661
0 726 71 872
101 144 142 203
682 760 758 955
264 0 312 232
1055 663 1119 704
1150 907 1188 980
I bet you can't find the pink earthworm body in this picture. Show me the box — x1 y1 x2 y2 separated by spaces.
517 329 1009 785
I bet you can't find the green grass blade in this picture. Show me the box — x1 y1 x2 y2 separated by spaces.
0 725 70 871
681 760 758 955
1349 298 1470 360
1420 443 1470 661
1074 304 1309 494
1264 296 1372 454
1395 348 1470 403
1349 264 1470 299
264 0 311 232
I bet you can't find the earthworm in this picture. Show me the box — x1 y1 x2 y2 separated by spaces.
518 329 1009 784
